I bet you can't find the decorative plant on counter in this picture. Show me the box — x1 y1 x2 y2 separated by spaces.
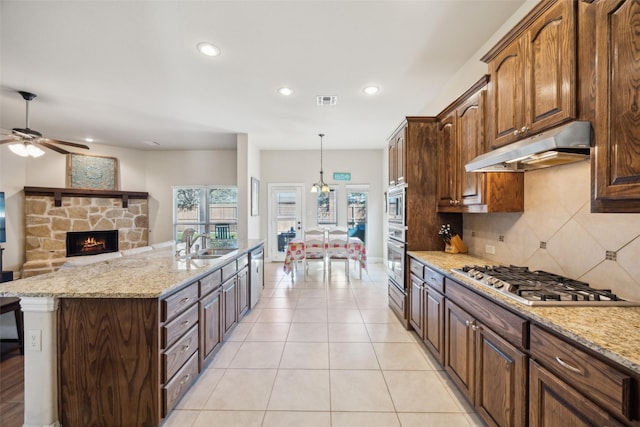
439 224 468 254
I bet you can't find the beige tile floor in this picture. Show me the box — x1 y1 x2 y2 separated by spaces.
165 261 485 427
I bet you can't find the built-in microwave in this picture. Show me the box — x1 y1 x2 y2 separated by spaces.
387 185 406 224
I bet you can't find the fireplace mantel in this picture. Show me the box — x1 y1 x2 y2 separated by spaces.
24 187 148 208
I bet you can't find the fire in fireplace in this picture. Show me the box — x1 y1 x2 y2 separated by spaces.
66 230 119 257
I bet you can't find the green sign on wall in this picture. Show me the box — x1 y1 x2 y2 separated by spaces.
333 172 351 181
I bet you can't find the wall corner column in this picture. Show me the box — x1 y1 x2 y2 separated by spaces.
20 296 61 427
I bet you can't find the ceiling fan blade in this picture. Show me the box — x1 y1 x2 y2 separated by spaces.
39 141 71 155
42 138 90 150
1 137 20 144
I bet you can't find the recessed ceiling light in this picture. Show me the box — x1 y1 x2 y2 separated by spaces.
363 85 380 95
85 137 94 143
278 87 293 96
197 42 221 57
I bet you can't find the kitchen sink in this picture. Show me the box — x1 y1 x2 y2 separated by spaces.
176 248 237 260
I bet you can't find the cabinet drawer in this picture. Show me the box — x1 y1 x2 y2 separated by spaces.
222 260 237 281
237 254 249 269
163 325 199 383
163 304 198 349
445 278 527 349
200 269 222 296
423 265 444 294
409 258 423 278
388 281 405 314
530 325 633 420
163 352 199 416
162 283 198 322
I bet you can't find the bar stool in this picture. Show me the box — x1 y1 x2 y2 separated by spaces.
0 297 23 355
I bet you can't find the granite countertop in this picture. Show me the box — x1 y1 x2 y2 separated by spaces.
408 251 640 376
0 239 264 299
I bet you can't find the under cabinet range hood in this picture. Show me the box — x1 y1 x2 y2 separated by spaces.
465 121 592 172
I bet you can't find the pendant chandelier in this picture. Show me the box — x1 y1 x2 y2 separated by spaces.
311 133 330 193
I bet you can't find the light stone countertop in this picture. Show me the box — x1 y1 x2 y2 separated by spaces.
409 251 640 376
0 239 264 299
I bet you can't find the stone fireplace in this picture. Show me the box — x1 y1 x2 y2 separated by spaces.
22 187 149 277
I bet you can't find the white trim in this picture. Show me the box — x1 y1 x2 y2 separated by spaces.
20 297 58 312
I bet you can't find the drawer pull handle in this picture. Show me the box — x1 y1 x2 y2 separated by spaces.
181 320 190 328
555 356 583 375
180 297 190 304
181 344 190 353
180 374 191 386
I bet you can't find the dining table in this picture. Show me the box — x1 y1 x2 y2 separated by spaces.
282 237 367 279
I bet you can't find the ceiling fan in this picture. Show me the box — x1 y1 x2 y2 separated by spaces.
0 90 90 157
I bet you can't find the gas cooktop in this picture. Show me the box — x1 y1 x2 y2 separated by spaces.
451 265 638 307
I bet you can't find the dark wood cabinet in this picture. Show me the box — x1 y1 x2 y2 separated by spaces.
444 278 528 427
483 0 576 149
589 0 640 212
200 287 221 366
475 324 527 427
444 299 476 402
388 128 405 186
409 273 424 338
437 77 524 213
424 286 445 364
529 360 625 427
222 276 237 337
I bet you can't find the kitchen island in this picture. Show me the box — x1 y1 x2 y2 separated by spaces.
0 239 264 427
408 251 640 426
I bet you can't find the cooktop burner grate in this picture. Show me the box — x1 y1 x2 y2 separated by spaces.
451 265 637 306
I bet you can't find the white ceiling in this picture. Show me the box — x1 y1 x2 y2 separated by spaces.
0 0 524 152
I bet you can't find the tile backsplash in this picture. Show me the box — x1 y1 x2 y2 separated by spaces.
463 160 640 302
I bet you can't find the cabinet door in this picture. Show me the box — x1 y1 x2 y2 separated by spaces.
388 139 396 186
437 112 458 209
409 274 423 338
222 278 237 337
489 39 525 148
529 360 625 427
396 134 405 185
475 324 527 427
200 288 221 364
458 90 486 207
444 299 475 404
424 287 444 364
524 0 576 136
237 268 249 317
592 0 640 211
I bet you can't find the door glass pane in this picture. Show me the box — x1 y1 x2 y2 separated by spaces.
347 190 367 244
317 189 337 225
276 191 298 253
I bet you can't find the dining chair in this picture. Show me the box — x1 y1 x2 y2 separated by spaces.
327 226 350 282
304 227 326 280
215 224 231 239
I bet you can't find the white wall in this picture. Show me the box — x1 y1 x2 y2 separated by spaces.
261 149 383 261
144 149 237 243
237 133 261 240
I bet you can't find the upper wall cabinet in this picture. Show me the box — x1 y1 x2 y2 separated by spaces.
589 0 640 212
482 0 577 149
437 77 524 213
388 127 405 186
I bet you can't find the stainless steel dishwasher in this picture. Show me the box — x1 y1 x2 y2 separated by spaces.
249 246 264 308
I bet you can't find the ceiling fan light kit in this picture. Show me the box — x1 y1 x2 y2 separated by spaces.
1 90 91 157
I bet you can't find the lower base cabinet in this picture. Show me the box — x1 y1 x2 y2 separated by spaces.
529 360 625 427
223 276 237 337
200 287 222 366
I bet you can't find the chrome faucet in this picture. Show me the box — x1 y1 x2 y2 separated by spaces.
185 233 209 255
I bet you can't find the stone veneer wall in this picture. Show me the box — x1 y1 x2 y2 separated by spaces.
23 195 148 277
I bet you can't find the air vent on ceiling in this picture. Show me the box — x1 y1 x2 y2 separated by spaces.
316 95 338 106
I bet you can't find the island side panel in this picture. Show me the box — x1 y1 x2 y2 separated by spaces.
58 298 160 427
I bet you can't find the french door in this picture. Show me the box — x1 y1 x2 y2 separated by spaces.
268 184 304 262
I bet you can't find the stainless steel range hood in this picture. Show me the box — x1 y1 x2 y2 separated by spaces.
465 121 592 172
